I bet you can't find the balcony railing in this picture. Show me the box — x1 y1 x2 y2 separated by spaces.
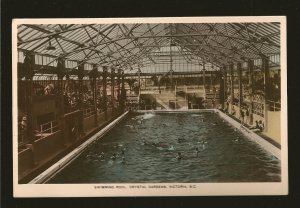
83 107 95 118
267 100 281 111
37 120 60 139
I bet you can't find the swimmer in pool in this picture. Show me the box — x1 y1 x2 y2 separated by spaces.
195 147 200 157
96 152 104 158
111 153 117 160
200 141 206 149
234 136 240 142
141 139 147 145
177 138 183 143
151 142 157 147
137 118 143 124
121 149 125 155
176 152 182 160
121 156 126 164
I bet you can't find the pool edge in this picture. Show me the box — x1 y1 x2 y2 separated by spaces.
139 109 281 159
215 109 281 160
29 109 281 184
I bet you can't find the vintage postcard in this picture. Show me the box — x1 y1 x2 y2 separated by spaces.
12 16 287 197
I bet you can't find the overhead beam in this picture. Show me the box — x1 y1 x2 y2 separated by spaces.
18 24 94 45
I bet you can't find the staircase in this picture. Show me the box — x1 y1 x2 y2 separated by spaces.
139 85 220 110
155 91 174 109
156 97 170 109
154 90 187 110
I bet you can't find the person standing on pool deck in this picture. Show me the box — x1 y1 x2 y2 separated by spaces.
231 106 236 116
240 108 245 125
245 107 250 125
212 99 215 108
258 120 264 132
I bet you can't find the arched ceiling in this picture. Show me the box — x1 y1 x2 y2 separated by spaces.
17 23 280 72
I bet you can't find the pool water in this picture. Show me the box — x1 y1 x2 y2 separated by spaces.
48 112 281 183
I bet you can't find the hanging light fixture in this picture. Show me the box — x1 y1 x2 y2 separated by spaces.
240 57 247 61
170 38 176 47
44 40 56 50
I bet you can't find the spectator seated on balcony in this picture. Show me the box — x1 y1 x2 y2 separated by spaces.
213 86 216 92
240 108 245 125
212 99 215 108
218 104 223 110
245 107 250 124
258 120 264 132
249 120 262 132
223 101 229 113
63 92 71 112
44 83 55 95
21 115 28 130
17 115 29 144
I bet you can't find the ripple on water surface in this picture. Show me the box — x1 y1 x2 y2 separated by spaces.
49 112 281 183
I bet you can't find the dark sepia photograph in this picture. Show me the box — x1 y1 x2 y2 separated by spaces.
12 17 287 197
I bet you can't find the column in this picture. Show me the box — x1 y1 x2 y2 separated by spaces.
56 57 65 115
138 68 141 104
102 66 108 120
23 52 35 144
91 64 98 126
117 68 122 107
237 62 242 118
170 69 173 88
56 58 66 145
202 64 206 102
224 65 228 109
219 68 224 109
202 64 206 88
110 68 115 115
77 62 85 136
248 59 254 125
120 71 126 112
229 63 234 113
56 58 65 94
262 57 270 132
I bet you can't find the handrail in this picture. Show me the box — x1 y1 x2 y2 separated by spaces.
38 120 60 139
83 107 95 118
267 100 281 111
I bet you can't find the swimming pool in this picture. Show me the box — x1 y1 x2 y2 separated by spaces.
48 111 281 183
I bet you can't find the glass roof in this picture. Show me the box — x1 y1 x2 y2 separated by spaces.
17 23 281 73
